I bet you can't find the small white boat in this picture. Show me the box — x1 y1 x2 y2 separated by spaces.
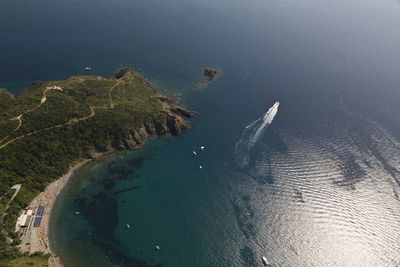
154 245 160 250
199 165 203 169
126 224 131 229
262 256 270 266
84 67 92 70
193 151 197 155
75 211 80 215
200 146 205 150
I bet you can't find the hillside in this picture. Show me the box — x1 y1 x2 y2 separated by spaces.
0 68 192 264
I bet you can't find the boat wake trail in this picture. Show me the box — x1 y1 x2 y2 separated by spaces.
235 102 280 168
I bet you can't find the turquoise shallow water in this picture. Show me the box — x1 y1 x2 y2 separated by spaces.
2 0 400 265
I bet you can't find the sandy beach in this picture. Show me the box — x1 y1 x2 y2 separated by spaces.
19 151 117 267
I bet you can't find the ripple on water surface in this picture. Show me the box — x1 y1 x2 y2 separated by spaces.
230 119 400 266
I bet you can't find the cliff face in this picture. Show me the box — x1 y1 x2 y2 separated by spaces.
115 100 193 150
98 68 195 150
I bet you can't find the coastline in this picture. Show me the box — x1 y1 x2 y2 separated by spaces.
19 150 118 267
2 68 193 265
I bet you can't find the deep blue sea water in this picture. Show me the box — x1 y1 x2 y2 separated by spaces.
2 0 400 266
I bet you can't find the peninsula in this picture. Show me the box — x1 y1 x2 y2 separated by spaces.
0 68 192 266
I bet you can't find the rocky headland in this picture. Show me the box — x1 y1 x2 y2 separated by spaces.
0 67 193 266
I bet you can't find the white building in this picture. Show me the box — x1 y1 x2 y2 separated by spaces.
51 86 63 91
15 208 33 231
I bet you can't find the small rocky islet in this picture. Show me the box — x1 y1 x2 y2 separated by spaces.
196 67 221 89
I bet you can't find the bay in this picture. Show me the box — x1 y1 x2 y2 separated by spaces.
1 0 400 265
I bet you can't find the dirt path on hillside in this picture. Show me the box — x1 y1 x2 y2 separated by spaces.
0 87 51 146
0 184 22 242
0 80 121 150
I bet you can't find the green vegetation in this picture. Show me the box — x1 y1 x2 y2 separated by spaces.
0 253 49 267
0 68 192 264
